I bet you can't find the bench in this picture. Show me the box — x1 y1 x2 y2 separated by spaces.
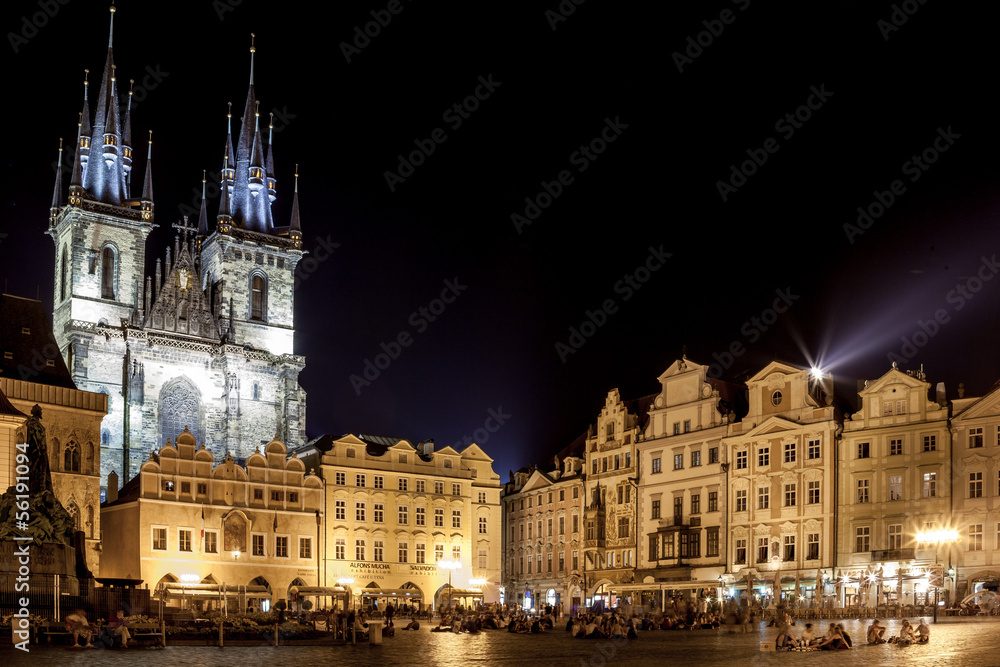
35 621 76 645
129 622 164 646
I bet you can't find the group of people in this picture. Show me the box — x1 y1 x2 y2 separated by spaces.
775 619 855 650
567 613 639 639
867 618 929 645
62 609 132 648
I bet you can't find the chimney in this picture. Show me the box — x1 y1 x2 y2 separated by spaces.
936 382 946 407
107 471 119 503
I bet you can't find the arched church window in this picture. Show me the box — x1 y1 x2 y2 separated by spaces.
101 245 117 300
64 441 81 472
60 246 69 302
159 379 201 444
250 273 267 322
101 429 111 445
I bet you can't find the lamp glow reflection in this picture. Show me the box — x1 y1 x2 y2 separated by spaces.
438 559 460 611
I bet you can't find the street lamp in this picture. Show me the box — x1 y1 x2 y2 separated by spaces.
917 529 959 623
438 559 460 613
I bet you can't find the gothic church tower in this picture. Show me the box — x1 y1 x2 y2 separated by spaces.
48 6 308 491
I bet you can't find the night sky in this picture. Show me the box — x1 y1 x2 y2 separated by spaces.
3 2 1000 478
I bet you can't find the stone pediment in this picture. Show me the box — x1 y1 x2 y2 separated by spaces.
747 361 803 385
742 416 801 439
860 367 928 396
145 235 219 340
522 469 554 493
954 384 1000 420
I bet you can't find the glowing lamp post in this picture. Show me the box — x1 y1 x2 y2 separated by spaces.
438 559 460 612
917 529 959 623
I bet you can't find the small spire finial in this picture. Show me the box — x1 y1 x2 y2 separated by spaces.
108 2 115 48
294 163 299 193
249 33 256 84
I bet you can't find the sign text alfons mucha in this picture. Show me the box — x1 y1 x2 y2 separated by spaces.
344 562 442 575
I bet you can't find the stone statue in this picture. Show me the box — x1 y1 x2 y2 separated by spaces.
26 404 54 496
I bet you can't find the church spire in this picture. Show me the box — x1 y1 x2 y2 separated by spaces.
122 78 134 196
140 130 154 222
50 139 64 224
288 164 302 243
197 170 209 239
266 112 276 203
78 69 91 187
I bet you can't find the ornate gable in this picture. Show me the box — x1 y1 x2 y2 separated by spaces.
146 230 219 339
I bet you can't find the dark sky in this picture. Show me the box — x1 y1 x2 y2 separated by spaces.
4 1 1000 478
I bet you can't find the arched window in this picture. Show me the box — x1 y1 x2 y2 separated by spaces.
101 245 117 299
159 378 201 444
60 246 69 302
67 502 80 532
250 273 266 322
64 441 81 472
101 429 111 445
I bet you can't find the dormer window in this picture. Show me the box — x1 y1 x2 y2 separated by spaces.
771 390 782 406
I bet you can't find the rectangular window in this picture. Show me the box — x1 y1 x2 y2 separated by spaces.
453 545 461 562
674 454 683 470
398 542 408 563
783 535 795 561
152 527 167 551
855 526 870 553
356 503 366 521
970 427 984 448
970 524 983 551
882 401 893 416
416 507 426 526
480 548 489 569
858 442 870 459
335 472 346 485
924 435 937 452
709 447 719 464
757 486 769 510
684 420 691 433
435 481 444 495
299 537 312 559
896 399 906 414
890 438 903 456
374 475 384 489
197 482 207 495
808 480 820 504
253 488 263 501
662 534 674 559
888 524 902 550
398 478 408 491
618 516 630 538
374 504 384 523
398 506 409 524
807 533 819 560
356 539 366 561
758 447 770 467
335 537 345 560
808 439 820 459
480 516 488 534
452 510 461 528
179 529 192 552
452 483 461 496
479 491 487 503
181 481 191 494
707 527 719 557
923 472 936 498
680 531 699 558
592 460 598 474
572 515 579 533
270 490 283 502
736 451 747 469
335 500 345 520
735 489 747 512
708 491 718 512
674 422 680 435
276 535 288 558
757 537 769 563
673 496 683 520
416 543 426 563
652 457 661 473
356 474 366 487
784 483 796 507
416 479 426 493
692 451 701 467
857 479 869 504
572 550 579 570
374 540 384 562
970 472 983 498
614 454 620 470
735 538 747 564
253 534 265 557
784 441 796 463
559 516 565 535
205 531 218 554
547 518 553 536
888 476 902 501
651 499 661 519
435 509 444 527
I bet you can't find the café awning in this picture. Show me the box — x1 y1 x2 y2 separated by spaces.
359 587 423 598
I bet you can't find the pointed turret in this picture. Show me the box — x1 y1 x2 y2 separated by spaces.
69 114 84 201
50 139 64 225
122 78 134 196
223 102 235 200
266 112 277 203
139 130 154 222
197 170 210 240
84 3 124 204
231 34 258 227
288 164 302 244
248 101 266 200
78 70 91 186
217 154 233 233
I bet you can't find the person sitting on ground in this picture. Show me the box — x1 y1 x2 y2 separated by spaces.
775 620 798 649
867 619 886 644
839 623 854 648
383 621 395 637
64 610 92 648
108 609 131 648
817 624 850 650
915 618 929 644
403 618 420 630
898 619 916 644
800 623 815 647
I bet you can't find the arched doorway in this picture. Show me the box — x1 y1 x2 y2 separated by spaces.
250 576 272 613
288 578 307 614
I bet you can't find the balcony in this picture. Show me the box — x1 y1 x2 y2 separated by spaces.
871 548 916 562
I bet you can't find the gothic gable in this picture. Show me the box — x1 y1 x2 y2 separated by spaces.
146 234 219 339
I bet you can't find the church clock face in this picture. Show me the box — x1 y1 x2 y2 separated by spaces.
178 268 189 290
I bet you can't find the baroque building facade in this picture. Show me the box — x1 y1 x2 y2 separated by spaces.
501 442 586 614
47 7 306 490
